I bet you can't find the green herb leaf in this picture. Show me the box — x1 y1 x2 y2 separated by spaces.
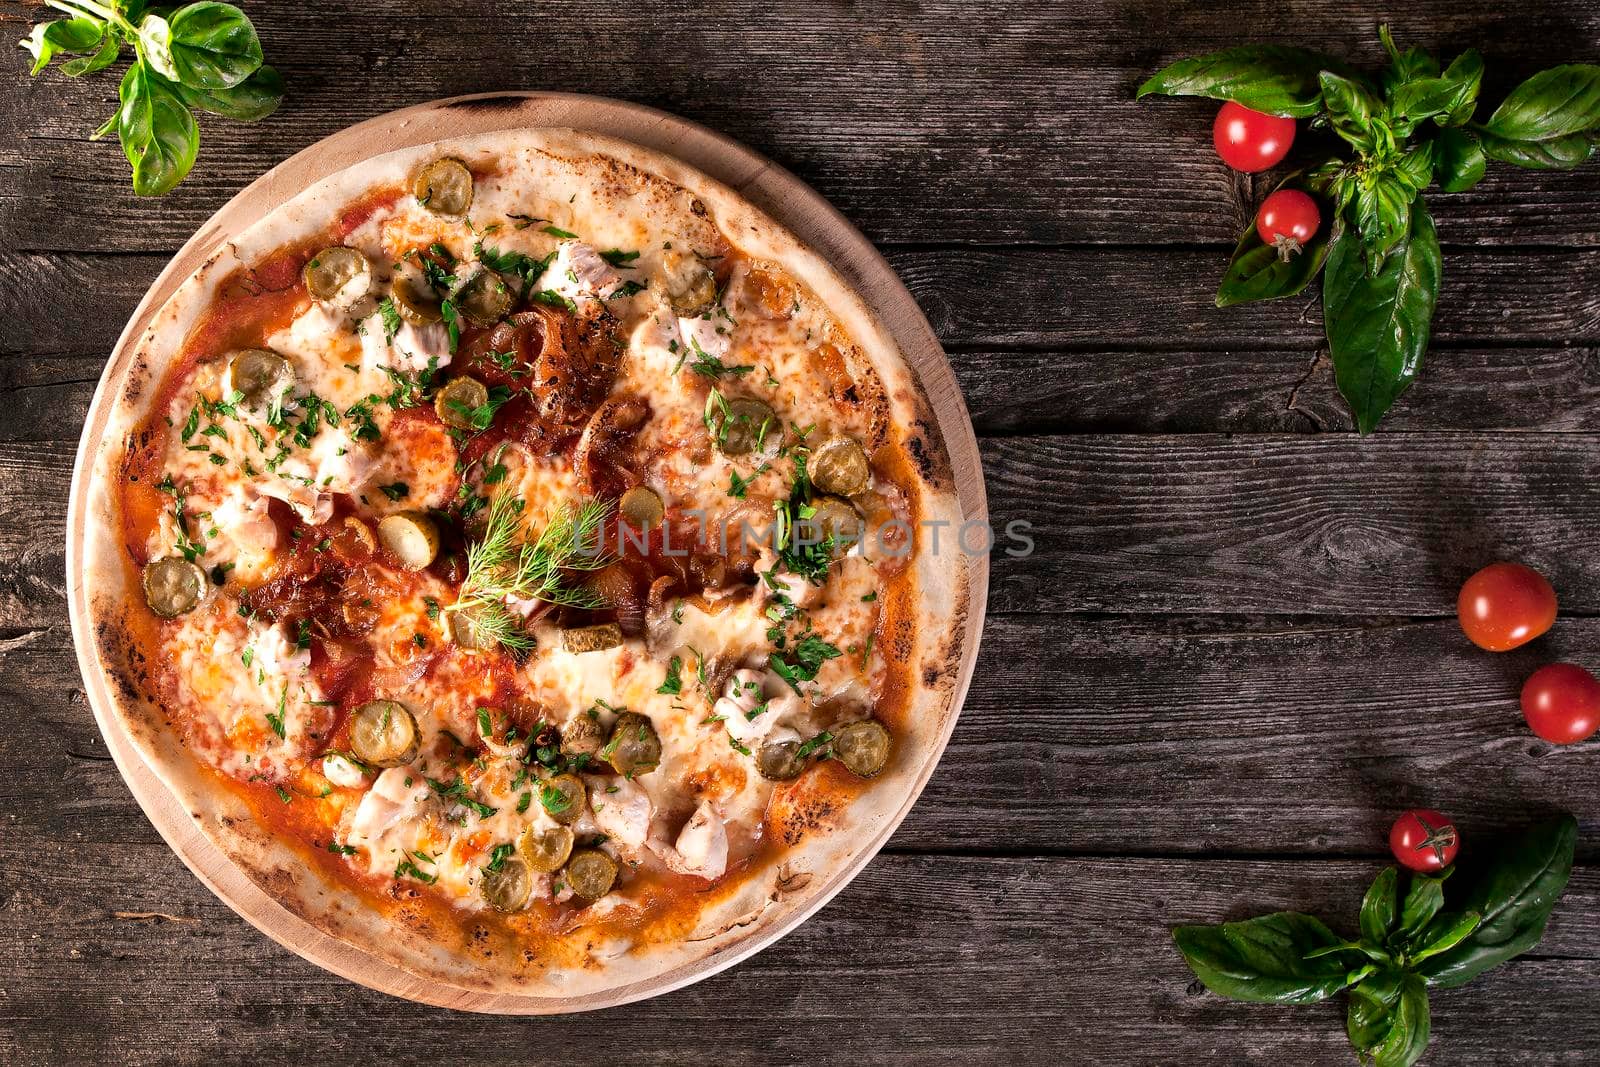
1477 127 1598 170
1319 71 1385 151
116 65 200 197
1483 64 1600 142
1347 971 1431 1067
1323 199 1441 434
1433 128 1487 191
1392 870 1447 946
135 14 178 81
1173 912 1365 1004
166 2 263 89
1414 814 1577 988
1359 866 1399 945
1137 45 1338 117
1407 910 1482 965
656 656 683 695
20 18 105 77
1216 179 1334 307
1389 50 1482 127
172 62 283 121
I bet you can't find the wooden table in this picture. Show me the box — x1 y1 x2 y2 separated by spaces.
1 1 1596 1061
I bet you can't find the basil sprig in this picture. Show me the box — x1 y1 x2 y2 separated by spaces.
1174 815 1577 1067
20 1 281 196
1142 27 1600 432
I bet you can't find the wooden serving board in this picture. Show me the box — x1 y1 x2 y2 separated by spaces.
64 92 989 1012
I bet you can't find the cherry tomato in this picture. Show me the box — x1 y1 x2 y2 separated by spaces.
1521 663 1600 744
1457 562 1557 652
1256 189 1320 259
1389 809 1460 872
1212 101 1295 172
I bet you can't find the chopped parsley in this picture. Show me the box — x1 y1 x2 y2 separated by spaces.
795 731 834 760
377 297 402 342
539 780 573 816
484 842 516 873
531 289 577 312
425 776 498 820
599 248 639 268
378 482 410 501
266 687 287 739
656 655 683 696
395 856 437 884
541 224 578 239
768 634 843 695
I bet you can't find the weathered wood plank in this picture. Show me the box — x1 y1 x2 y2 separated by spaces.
982 433 1600 616
958 346 1600 434
4 1 1600 252
13 340 1600 441
8 615 1598 858
5 248 1597 354
0 842 1591 1062
8 433 1600 627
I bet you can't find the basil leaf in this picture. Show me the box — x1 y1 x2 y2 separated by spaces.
116 65 200 197
1349 972 1431 1067
1173 912 1363 1004
1391 52 1483 128
1359 866 1399 945
136 13 178 81
167 2 263 90
1137 45 1337 118
1434 128 1487 191
1391 870 1447 946
1439 50 1485 127
1408 909 1482 964
173 63 283 121
60 30 122 78
1478 127 1598 170
19 17 105 75
1320 71 1384 152
1378 26 1438 93
1324 198 1441 434
1216 178 1333 307
1346 969 1403 1054
1415 814 1577 988
1484 64 1600 142
1351 172 1414 263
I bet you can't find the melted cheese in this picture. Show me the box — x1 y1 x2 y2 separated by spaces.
136 144 905 924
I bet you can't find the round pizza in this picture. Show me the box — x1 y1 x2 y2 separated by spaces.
77 127 970 998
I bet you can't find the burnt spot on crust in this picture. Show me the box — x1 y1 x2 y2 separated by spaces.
766 770 847 847
443 94 531 113
905 415 956 491
123 354 148 404
920 575 971 695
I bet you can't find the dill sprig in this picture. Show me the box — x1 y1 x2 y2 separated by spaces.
448 493 615 650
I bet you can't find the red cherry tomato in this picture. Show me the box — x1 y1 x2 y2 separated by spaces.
1389 810 1460 872
1521 663 1600 744
1256 190 1320 259
1457 562 1557 651
1212 101 1295 172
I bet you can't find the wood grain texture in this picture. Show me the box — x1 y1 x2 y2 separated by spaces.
4 1 1600 252
8 432 1600 630
7 616 1599 861
6 250 1600 437
2 0 1599 1054
0 843 1592 1064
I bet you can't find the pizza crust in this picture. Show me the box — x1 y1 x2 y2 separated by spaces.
76 125 970 1002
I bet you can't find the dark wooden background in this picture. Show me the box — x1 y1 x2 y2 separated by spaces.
2 1 1598 1062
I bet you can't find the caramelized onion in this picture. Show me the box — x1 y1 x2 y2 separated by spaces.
574 394 650 498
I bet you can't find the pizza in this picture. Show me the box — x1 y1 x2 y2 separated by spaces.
77 127 969 998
